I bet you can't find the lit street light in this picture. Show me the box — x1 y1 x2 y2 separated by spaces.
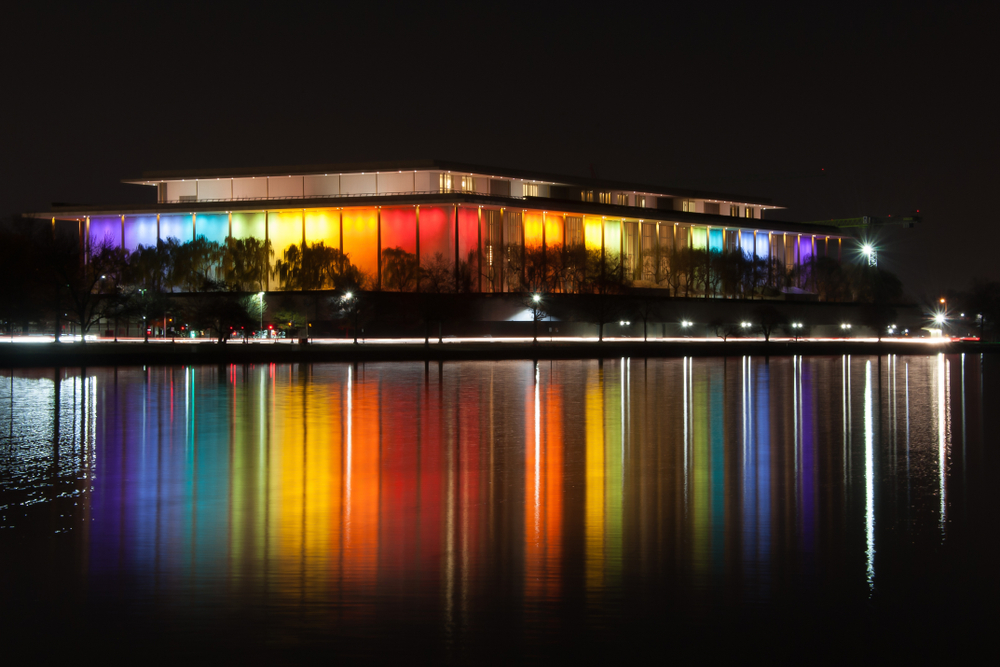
342 292 359 344
530 293 543 343
257 292 265 338
861 243 877 267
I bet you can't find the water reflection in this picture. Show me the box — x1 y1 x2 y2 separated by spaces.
0 355 991 658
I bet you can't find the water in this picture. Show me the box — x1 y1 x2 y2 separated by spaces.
1 356 997 662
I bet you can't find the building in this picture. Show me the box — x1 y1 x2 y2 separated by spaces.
35 160 848 294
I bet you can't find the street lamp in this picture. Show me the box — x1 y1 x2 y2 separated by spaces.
257 292 265 338
343 292 358 344
791 322 803 341
531 292 542 343
861 243 877 267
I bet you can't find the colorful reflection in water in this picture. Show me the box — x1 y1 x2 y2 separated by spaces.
0 355 994 660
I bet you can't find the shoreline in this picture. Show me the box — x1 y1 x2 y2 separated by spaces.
0 339 991 368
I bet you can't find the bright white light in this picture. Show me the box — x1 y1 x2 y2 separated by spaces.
741 321 750 328
532 294 541 303
345 292 353 300
681 321 692 327
862 244 873 256
933 313 945 324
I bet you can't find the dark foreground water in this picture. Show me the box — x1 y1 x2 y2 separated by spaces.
2 356 997 663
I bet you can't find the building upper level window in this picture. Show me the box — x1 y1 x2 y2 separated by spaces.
635 195 646 208
615 193 629 206
744 207 755 219
682 200 698 213
523 182 539 197
460 176 475 192
730 204 740 216
439 173 452 192
599 191 613 205
581 190 594 203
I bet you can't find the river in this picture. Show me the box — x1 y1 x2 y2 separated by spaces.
1 355 996 662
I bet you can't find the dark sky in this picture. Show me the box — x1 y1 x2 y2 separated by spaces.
4 1 997 299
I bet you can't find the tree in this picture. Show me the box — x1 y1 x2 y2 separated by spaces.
125 288 171 343
224 237 273 291
172 236 225 291
420 252 454 293
274 241 355 292
964 279 1000 341
584 293 625 342
524 292 547 343
381 246 418 292
860 303 897 341
710 317 741 341
128 240 172 293
337 288 365 344
753 304 787 342
184 289 258 344
631 294 662 341
50 238 127 342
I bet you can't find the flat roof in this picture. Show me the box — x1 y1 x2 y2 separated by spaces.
36 192 841 236
123 159 776 207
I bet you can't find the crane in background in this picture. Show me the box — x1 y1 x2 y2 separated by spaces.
804 213 921 266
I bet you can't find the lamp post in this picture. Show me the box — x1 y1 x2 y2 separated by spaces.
257 292 265 339
343 292 358 344
531 293 542 344
861 243 877 267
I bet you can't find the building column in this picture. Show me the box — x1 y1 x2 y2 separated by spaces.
193 213 197 242
377 207 383 291
120 214 125 248
265 210 270 291
600 217 606 285
499 208 505 292
156 213 160 243
415 206 421 293
520 210 526 290
541 211 547 289
619 219 624 283
655 222 661 284
454 205 460 288
477 207 482 294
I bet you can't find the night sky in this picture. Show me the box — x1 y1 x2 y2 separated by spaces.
4 2 997 300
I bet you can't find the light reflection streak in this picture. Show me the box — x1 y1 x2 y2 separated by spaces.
865 360 875 593
938 354 947 535
0 355 979 640
345 364 352 531
535 363 540 535
683 357 690 515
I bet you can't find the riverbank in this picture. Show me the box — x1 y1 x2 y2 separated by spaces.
0 338 991 367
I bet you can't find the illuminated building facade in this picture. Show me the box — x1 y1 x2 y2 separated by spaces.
39 160 847 293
